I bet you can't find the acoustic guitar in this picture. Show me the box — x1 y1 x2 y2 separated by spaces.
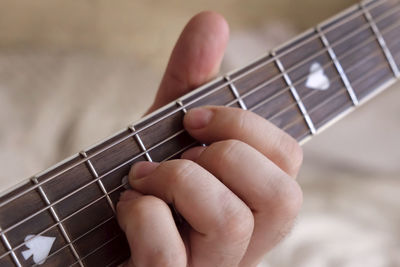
0 0 399 266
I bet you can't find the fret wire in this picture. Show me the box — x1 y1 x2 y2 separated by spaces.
1 7 398 242
1 139 196 262
0 178 126 262
0 141 197 262
128 126 153 162
32 216 115 266
176 100 207 148
176 99 187 113
3 6 400 242
273 51 317 135
250 44 378 119
0 0 393 211
223 4 400 114
224 75 248 110
227 13 400 113
1 60 393 265
361 2 400 78
31 177 84 267
41 62 395 267
0 228 21 267
0 128 186 237
0 2 396 264
317 26 360 106
281 59 393 132
80 151 116 213
28 53 397 267
68 234 122 267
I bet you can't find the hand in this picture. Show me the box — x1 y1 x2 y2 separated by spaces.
117 11 303 267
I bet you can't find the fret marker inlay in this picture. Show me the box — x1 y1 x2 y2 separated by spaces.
272 51 317 135
305 62 330 90
22 234 55 265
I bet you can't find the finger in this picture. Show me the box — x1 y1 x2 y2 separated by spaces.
117 190 187 267
129 160 254 267
147 11 229 113
191 140 303 266
183 106 303 177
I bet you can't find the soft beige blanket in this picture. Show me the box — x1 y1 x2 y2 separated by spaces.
0 0 399 265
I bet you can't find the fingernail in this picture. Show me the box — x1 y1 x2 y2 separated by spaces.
184 107 214 129
130 161 159 180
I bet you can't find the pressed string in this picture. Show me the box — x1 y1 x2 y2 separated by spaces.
2 20 399 265
0 0 390 211
30 60 397 267
0 0 397 255
0 141 198 261
1 0 399 263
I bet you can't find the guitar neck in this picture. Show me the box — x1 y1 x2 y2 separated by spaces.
1 0 399 266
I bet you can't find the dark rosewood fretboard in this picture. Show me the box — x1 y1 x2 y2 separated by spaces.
1 0 399 266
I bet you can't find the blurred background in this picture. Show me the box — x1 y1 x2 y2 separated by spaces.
0 0 399 266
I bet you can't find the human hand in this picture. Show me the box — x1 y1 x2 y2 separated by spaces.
117 11 303 267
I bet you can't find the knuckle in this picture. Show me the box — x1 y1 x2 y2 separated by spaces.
273 179 303 220
160 159 199 186
209 139 246 161
217 200 254 243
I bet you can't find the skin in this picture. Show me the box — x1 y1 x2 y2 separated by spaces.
117 11 303 267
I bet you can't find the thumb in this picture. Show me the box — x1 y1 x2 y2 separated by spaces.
147 11 229 114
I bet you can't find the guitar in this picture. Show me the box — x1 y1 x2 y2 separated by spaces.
0 0 399 266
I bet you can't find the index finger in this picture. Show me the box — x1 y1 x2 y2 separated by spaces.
183 106 303 177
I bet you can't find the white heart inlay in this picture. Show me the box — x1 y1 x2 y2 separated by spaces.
306 62 330 90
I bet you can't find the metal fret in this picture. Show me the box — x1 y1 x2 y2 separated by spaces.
176 100 207 148
128 126 153 162
272 52 317 135
31 177 83 267
224 75 248 110
317 26 360 106
79 152 116 213
361 2 400 78
0 228 21 267
176 100 187 113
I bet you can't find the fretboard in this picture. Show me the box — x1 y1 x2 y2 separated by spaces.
1 0 400 266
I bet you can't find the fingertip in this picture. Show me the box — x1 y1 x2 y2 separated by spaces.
184 107 214 130
150 11 230 112
129 161 159 180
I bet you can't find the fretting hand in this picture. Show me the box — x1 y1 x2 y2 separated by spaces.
117 11 303 267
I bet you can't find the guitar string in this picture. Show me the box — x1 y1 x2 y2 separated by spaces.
280 60 394 132
68 56 400 267
37 5 400 265
1 3 398 264
0 9 395 242
0 6 398 263
0 3 398 260
228 27 396 118
24 144 203 265
0 0 390 211
0 142 198 261
248 32 399 123
0 42 394 264
36 54 397 267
